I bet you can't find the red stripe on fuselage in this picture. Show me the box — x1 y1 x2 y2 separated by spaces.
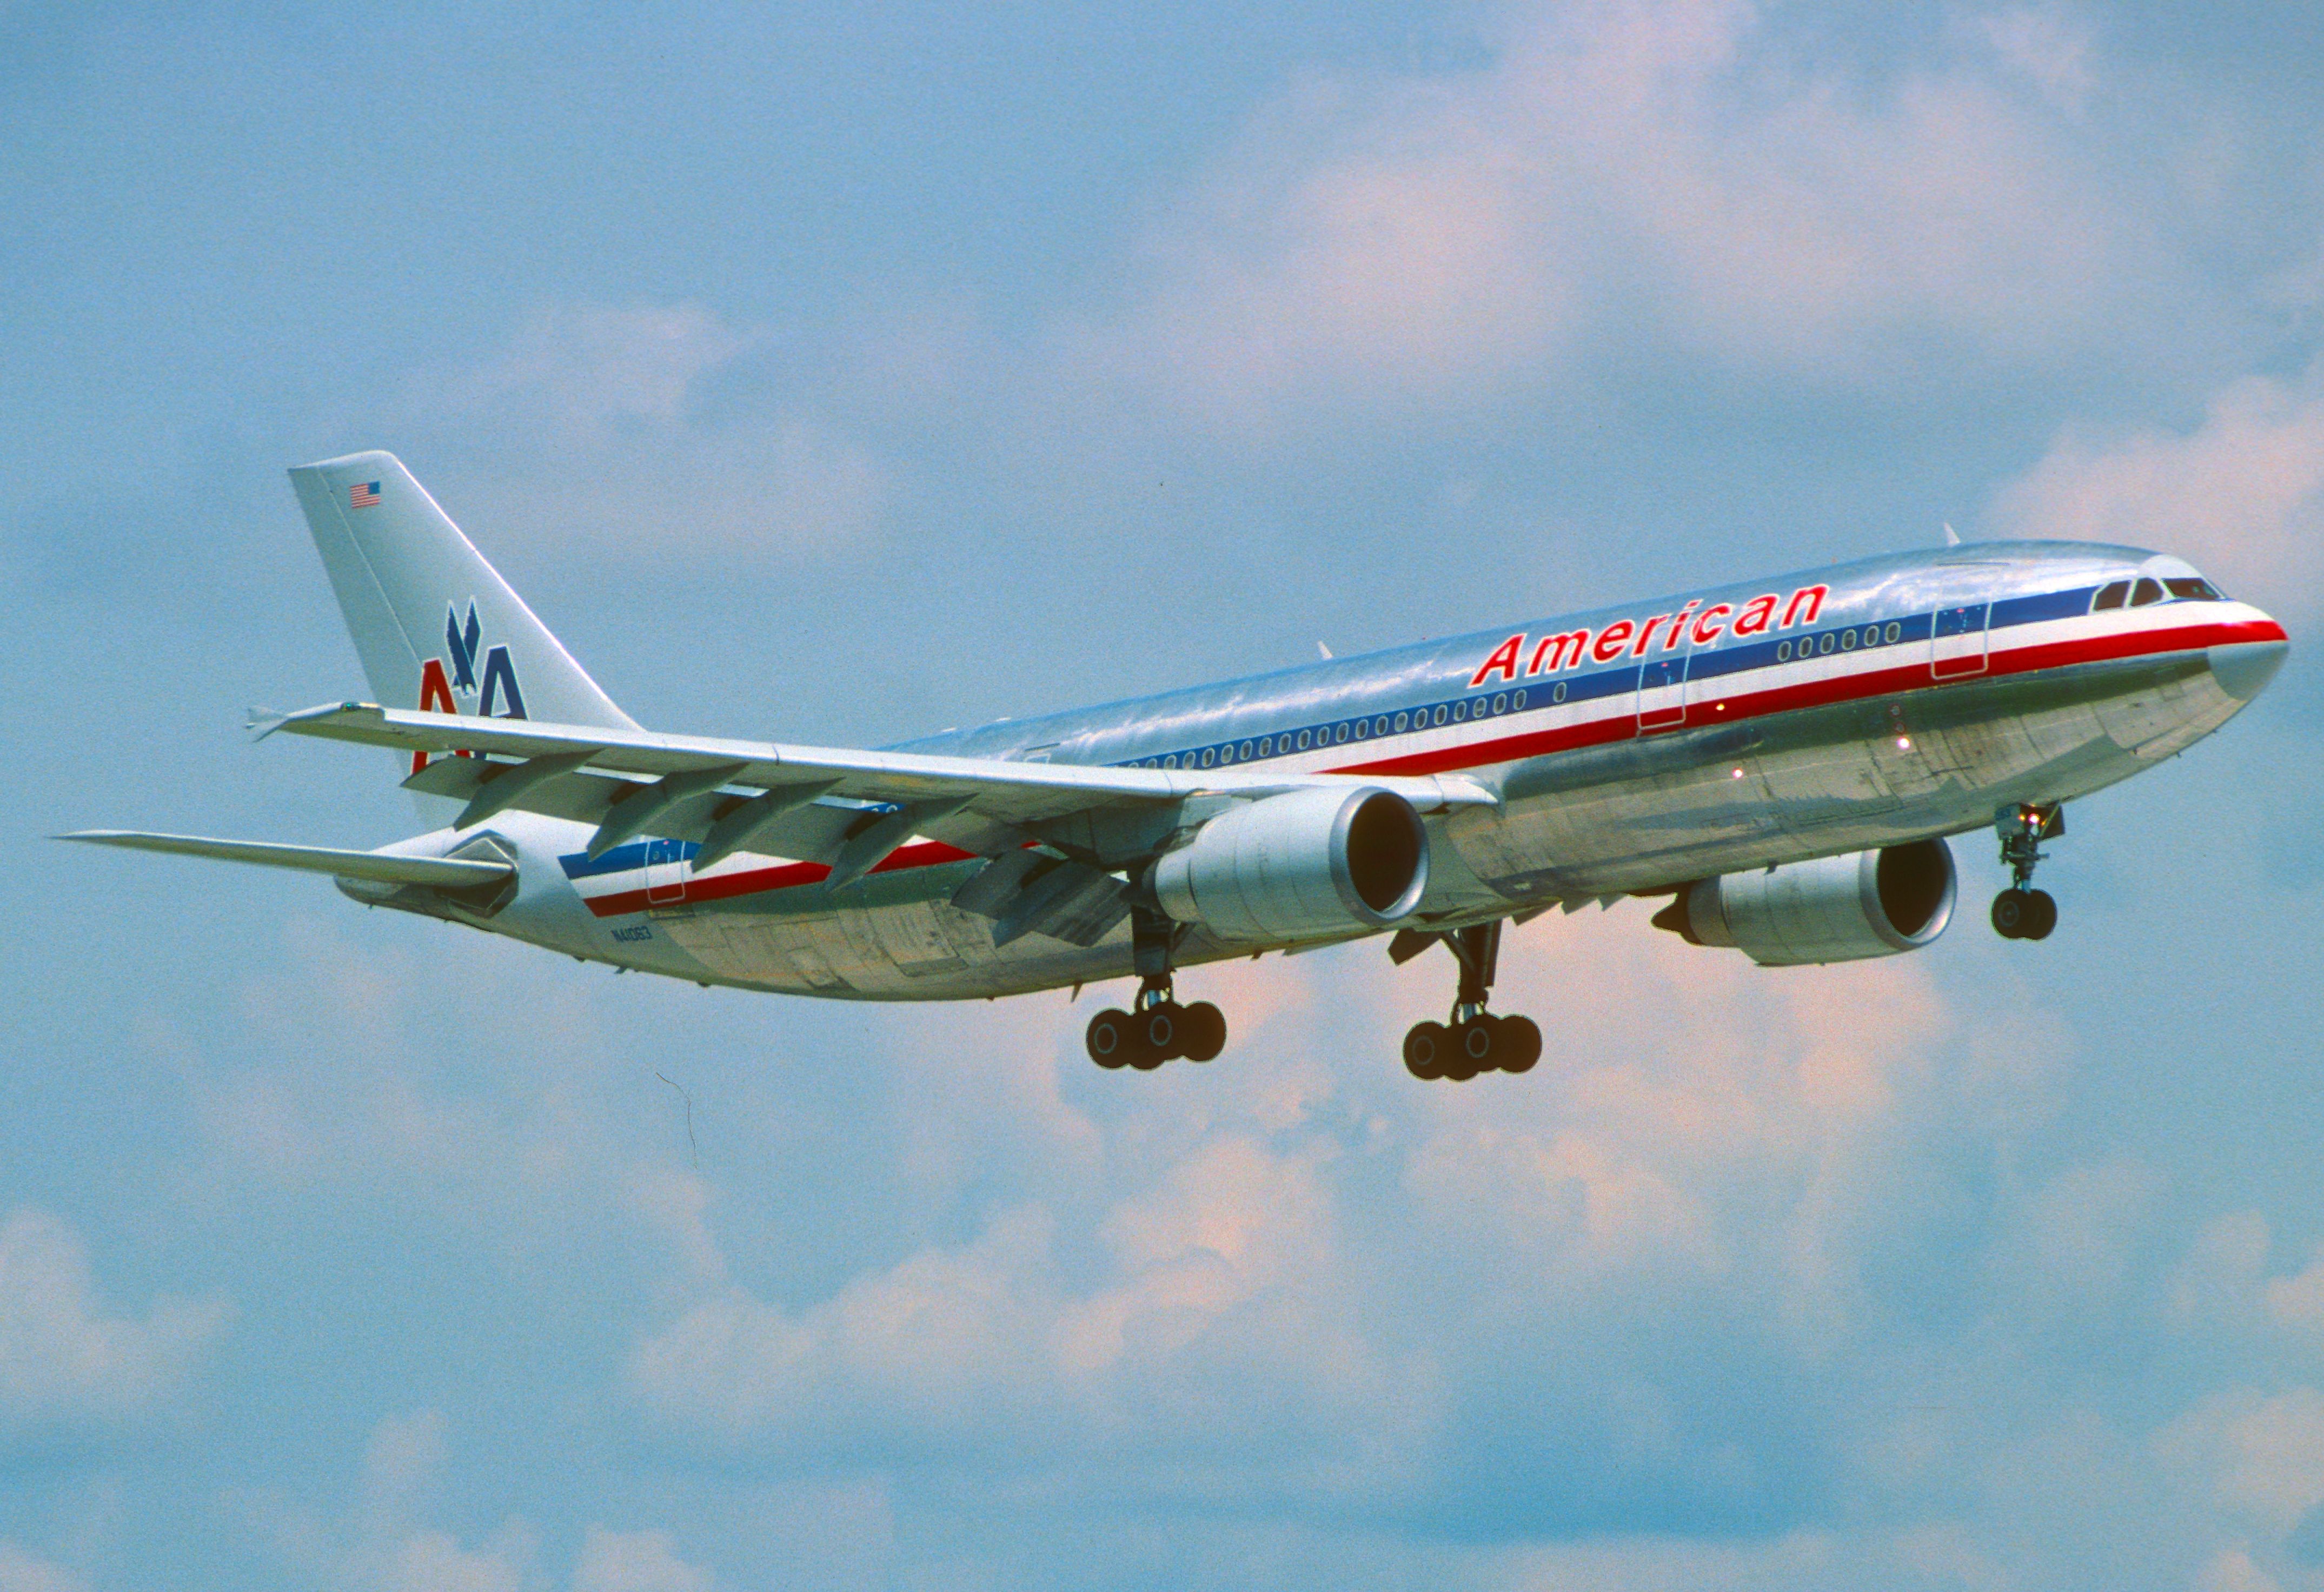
580 838 977 918
1344 614 2281 778
581 613 2280 917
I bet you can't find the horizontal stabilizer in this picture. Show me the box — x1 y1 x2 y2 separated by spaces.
58 831 514 889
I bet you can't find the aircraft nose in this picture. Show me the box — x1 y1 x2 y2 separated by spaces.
2208 628 2288 702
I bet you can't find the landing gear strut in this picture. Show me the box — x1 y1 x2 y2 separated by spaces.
1402 921 1542 1082
1086 908 1227 1070
1991 801 2062 941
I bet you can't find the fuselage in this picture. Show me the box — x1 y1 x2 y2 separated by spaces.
388 540 2286 999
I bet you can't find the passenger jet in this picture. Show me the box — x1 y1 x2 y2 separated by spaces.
65 453 2288 1079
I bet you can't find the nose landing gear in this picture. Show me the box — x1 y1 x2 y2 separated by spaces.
1086 908 1227 1071
1991 802 2062 941
1400 921 1542 1082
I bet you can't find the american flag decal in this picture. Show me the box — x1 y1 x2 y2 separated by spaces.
349 481 381 508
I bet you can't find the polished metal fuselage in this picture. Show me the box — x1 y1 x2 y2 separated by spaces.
449 540 2285 998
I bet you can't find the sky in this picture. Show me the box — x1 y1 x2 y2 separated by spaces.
4 2 2324 1588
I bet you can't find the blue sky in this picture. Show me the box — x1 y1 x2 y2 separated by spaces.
5 3 2324 1588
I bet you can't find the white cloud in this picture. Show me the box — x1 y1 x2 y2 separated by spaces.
0 1544 87 1592
451 304 752 432
1988 359 2324 618
2159 1387 2324 1534
625 902 2081 1516
400 302 889 556
573 1527 713 1592
1071 0 2168 427
1974 5 2098 111
0 1208 227 1426
2194 1543 2283 1592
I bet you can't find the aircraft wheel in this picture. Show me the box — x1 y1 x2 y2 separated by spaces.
1403 1021 1447 1080
1137 1002 1183 1060
1440 1021 1486 1083
1180 1001 1227 1063
1086 1009 1135 1069
2022 888 2057 941
1495 1015 1542 1074
1990 889 2031 939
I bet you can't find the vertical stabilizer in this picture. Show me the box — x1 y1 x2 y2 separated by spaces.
287 451 636 734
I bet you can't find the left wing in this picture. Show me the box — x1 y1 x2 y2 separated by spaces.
57 829 515 889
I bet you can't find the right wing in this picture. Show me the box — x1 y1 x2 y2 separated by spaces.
254 700 1500 947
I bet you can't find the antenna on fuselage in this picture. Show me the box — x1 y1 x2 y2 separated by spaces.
1943 522 1962 547
1317 641 1334 659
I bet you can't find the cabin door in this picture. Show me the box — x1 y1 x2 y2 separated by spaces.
1930 602 1990 680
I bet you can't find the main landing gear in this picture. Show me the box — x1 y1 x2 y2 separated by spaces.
1402 921 1543 1083
1991 801 2063 941
1086 908 1227 1071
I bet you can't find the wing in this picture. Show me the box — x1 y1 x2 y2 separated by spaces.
254 701 1499 946
58 829 514 889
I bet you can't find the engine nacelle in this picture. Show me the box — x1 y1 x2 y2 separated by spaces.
1656 839 1956 966
1153 786 1429 942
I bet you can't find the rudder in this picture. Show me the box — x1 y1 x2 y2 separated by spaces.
287 450 636 736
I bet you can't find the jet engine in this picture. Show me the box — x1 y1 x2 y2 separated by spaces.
1153 786 1429 942
1652 838 1956 966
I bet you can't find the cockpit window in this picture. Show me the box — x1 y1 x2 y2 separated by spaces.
2165 576 2224 601
2130 577 2163 607
2092 580 2130 611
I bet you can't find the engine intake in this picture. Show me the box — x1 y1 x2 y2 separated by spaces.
1153 786 1429 942
1654 839 1956 966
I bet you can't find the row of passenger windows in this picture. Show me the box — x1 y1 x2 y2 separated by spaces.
2093 576 2223 611
1124 687 1535 770
1775 621 1904 662
1111 578 2215 771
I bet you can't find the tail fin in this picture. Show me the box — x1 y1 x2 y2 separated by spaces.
287 450 636 734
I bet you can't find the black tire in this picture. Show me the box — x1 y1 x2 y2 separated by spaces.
1461 1018 1498 1066
1127 1037 1166 1071
1138 1003 1181 1060
1086 1008 1134 1068
1990 890 2028 939
1403 1021 1447 1079
1180 1001 1227 1063
1442 1021 1485 1082
2023 888 2057 941
1495 1015 1542 1074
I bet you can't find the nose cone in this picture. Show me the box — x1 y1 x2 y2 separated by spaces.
2209 629 2288 702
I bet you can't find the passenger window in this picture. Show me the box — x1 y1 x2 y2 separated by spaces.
2131 578 2163 607
1200 748 1215 767
1884 621 1901 643
1492 693 1507 713
2092 580 2129 611
1297 729 1312 750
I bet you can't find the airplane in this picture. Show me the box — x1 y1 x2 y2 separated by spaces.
64 452 2288 1081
